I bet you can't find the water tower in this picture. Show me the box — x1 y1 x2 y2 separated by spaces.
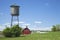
10 4 20 26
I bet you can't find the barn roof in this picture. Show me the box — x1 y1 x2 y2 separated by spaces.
23 26 30 31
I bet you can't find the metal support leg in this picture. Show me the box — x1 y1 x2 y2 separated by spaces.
17 16 19 26
11 16 13 27
11 16 19 26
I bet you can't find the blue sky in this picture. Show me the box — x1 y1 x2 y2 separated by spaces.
0 0 60 31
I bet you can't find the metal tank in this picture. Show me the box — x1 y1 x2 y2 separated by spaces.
10 4 20 16
10 4 20 26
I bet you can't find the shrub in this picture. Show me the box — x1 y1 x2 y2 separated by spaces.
3 27 12 37
11 25 22 37
3 25 22 37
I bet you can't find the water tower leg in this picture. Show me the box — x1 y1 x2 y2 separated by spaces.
11 16 13 27
17 16 19 26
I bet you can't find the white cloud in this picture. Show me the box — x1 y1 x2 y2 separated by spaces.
30 26 52 31
4 23 10 26
0 21 25 31
0 21 24 31
23 23 30 26
3 21 24 26
39 27 51 31
13 21 24 24
19 22 24 24
21 25 26 28
34 21 42 24
0 21 52 31
0 25 6 31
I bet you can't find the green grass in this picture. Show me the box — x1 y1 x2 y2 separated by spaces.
0 32 60 40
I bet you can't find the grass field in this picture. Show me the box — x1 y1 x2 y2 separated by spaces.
0 32 60 40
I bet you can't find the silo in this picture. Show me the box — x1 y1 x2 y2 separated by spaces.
10 4 20 26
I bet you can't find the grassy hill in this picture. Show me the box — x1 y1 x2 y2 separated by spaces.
0 32 60 40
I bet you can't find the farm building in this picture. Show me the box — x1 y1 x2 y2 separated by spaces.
22 26 31 35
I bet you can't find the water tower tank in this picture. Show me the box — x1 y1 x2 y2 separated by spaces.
10 4 20 16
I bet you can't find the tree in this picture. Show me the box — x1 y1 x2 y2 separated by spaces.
51 24 60 31
52 25 56 32
55 24 60 31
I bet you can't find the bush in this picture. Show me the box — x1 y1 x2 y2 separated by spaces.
3 25 22 37
11 25 22 37
3 27 12 37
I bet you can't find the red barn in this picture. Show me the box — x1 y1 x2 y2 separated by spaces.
22 26 31 35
